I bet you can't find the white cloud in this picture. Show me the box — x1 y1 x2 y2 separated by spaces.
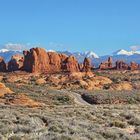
130 45 140 51
3 43 30 51
0 42 69 52
47 42 67 51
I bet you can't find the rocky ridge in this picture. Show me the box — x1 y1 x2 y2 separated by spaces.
0 82 44 107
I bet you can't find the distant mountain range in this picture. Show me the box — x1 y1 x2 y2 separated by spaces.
59 49 140 67
0 48 140 67
0 49 22 62
112 49 140 56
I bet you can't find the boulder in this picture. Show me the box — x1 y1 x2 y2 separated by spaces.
8 54 24 71
0 57 6 72
62 55 80 72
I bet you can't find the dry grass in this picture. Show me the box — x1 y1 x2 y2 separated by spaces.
0 70 140 139
0 104 140 139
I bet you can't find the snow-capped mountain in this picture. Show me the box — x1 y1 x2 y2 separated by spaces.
82 51 99 58
0 48 140 67
0 49 22 62
113 49 140 56
59 51 99 64
0 49 9 53
60 51 99 58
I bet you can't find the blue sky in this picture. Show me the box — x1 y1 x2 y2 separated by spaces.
0 0 140 55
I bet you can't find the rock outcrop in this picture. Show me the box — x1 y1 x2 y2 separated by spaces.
8 54 24 71
110 82 133 91
9 94 44 107
115 61 129 70
0 82 44 107
23 48 80 73
130 62 140 70
47 52 67 72
45 72 112 90
23 48 50 73
99 59 140 71
82 57 92 72
62 55 80 72
1 46 140 73
0 57 6 72
108 57 113 68
0 82 13 97
99 57 113 70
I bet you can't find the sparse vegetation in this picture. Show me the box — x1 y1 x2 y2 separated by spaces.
0 70 140 139
82 90 140 104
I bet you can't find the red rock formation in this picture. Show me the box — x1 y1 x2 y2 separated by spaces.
99 62 107 70
82 57 92 72
130 62 140 70
115 61 129 70
23 48 80 73
0 57 6 72
79 64 83 71
23 48 50 73
62 55 80 72
47 52 67 72
99 57 113 70
8 54 24 71
108 57 113 68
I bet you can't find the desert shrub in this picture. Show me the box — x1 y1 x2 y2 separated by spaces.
82 91 140 104
56 135 73 140
93 71 102 76
120 112 134 120
133 81 140 90
128 117 140 126
30 76 36 82
109 120 127 128
48 125 65 133
124 77 131 82
103 84 111 90
102 130 120 139
85 133 105 140
111 78 122 84
41 135 74 140
135 126 140 134
8 135 21 140
0 127 13 135
13 125 32 134
52 95 72 105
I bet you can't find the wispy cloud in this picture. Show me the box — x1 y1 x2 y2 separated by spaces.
130 45 140 51
4 43 27 51
47 42 67 51
0 42 69 52
2 43 31 51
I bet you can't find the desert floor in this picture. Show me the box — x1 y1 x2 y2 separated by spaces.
0 70 140 140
